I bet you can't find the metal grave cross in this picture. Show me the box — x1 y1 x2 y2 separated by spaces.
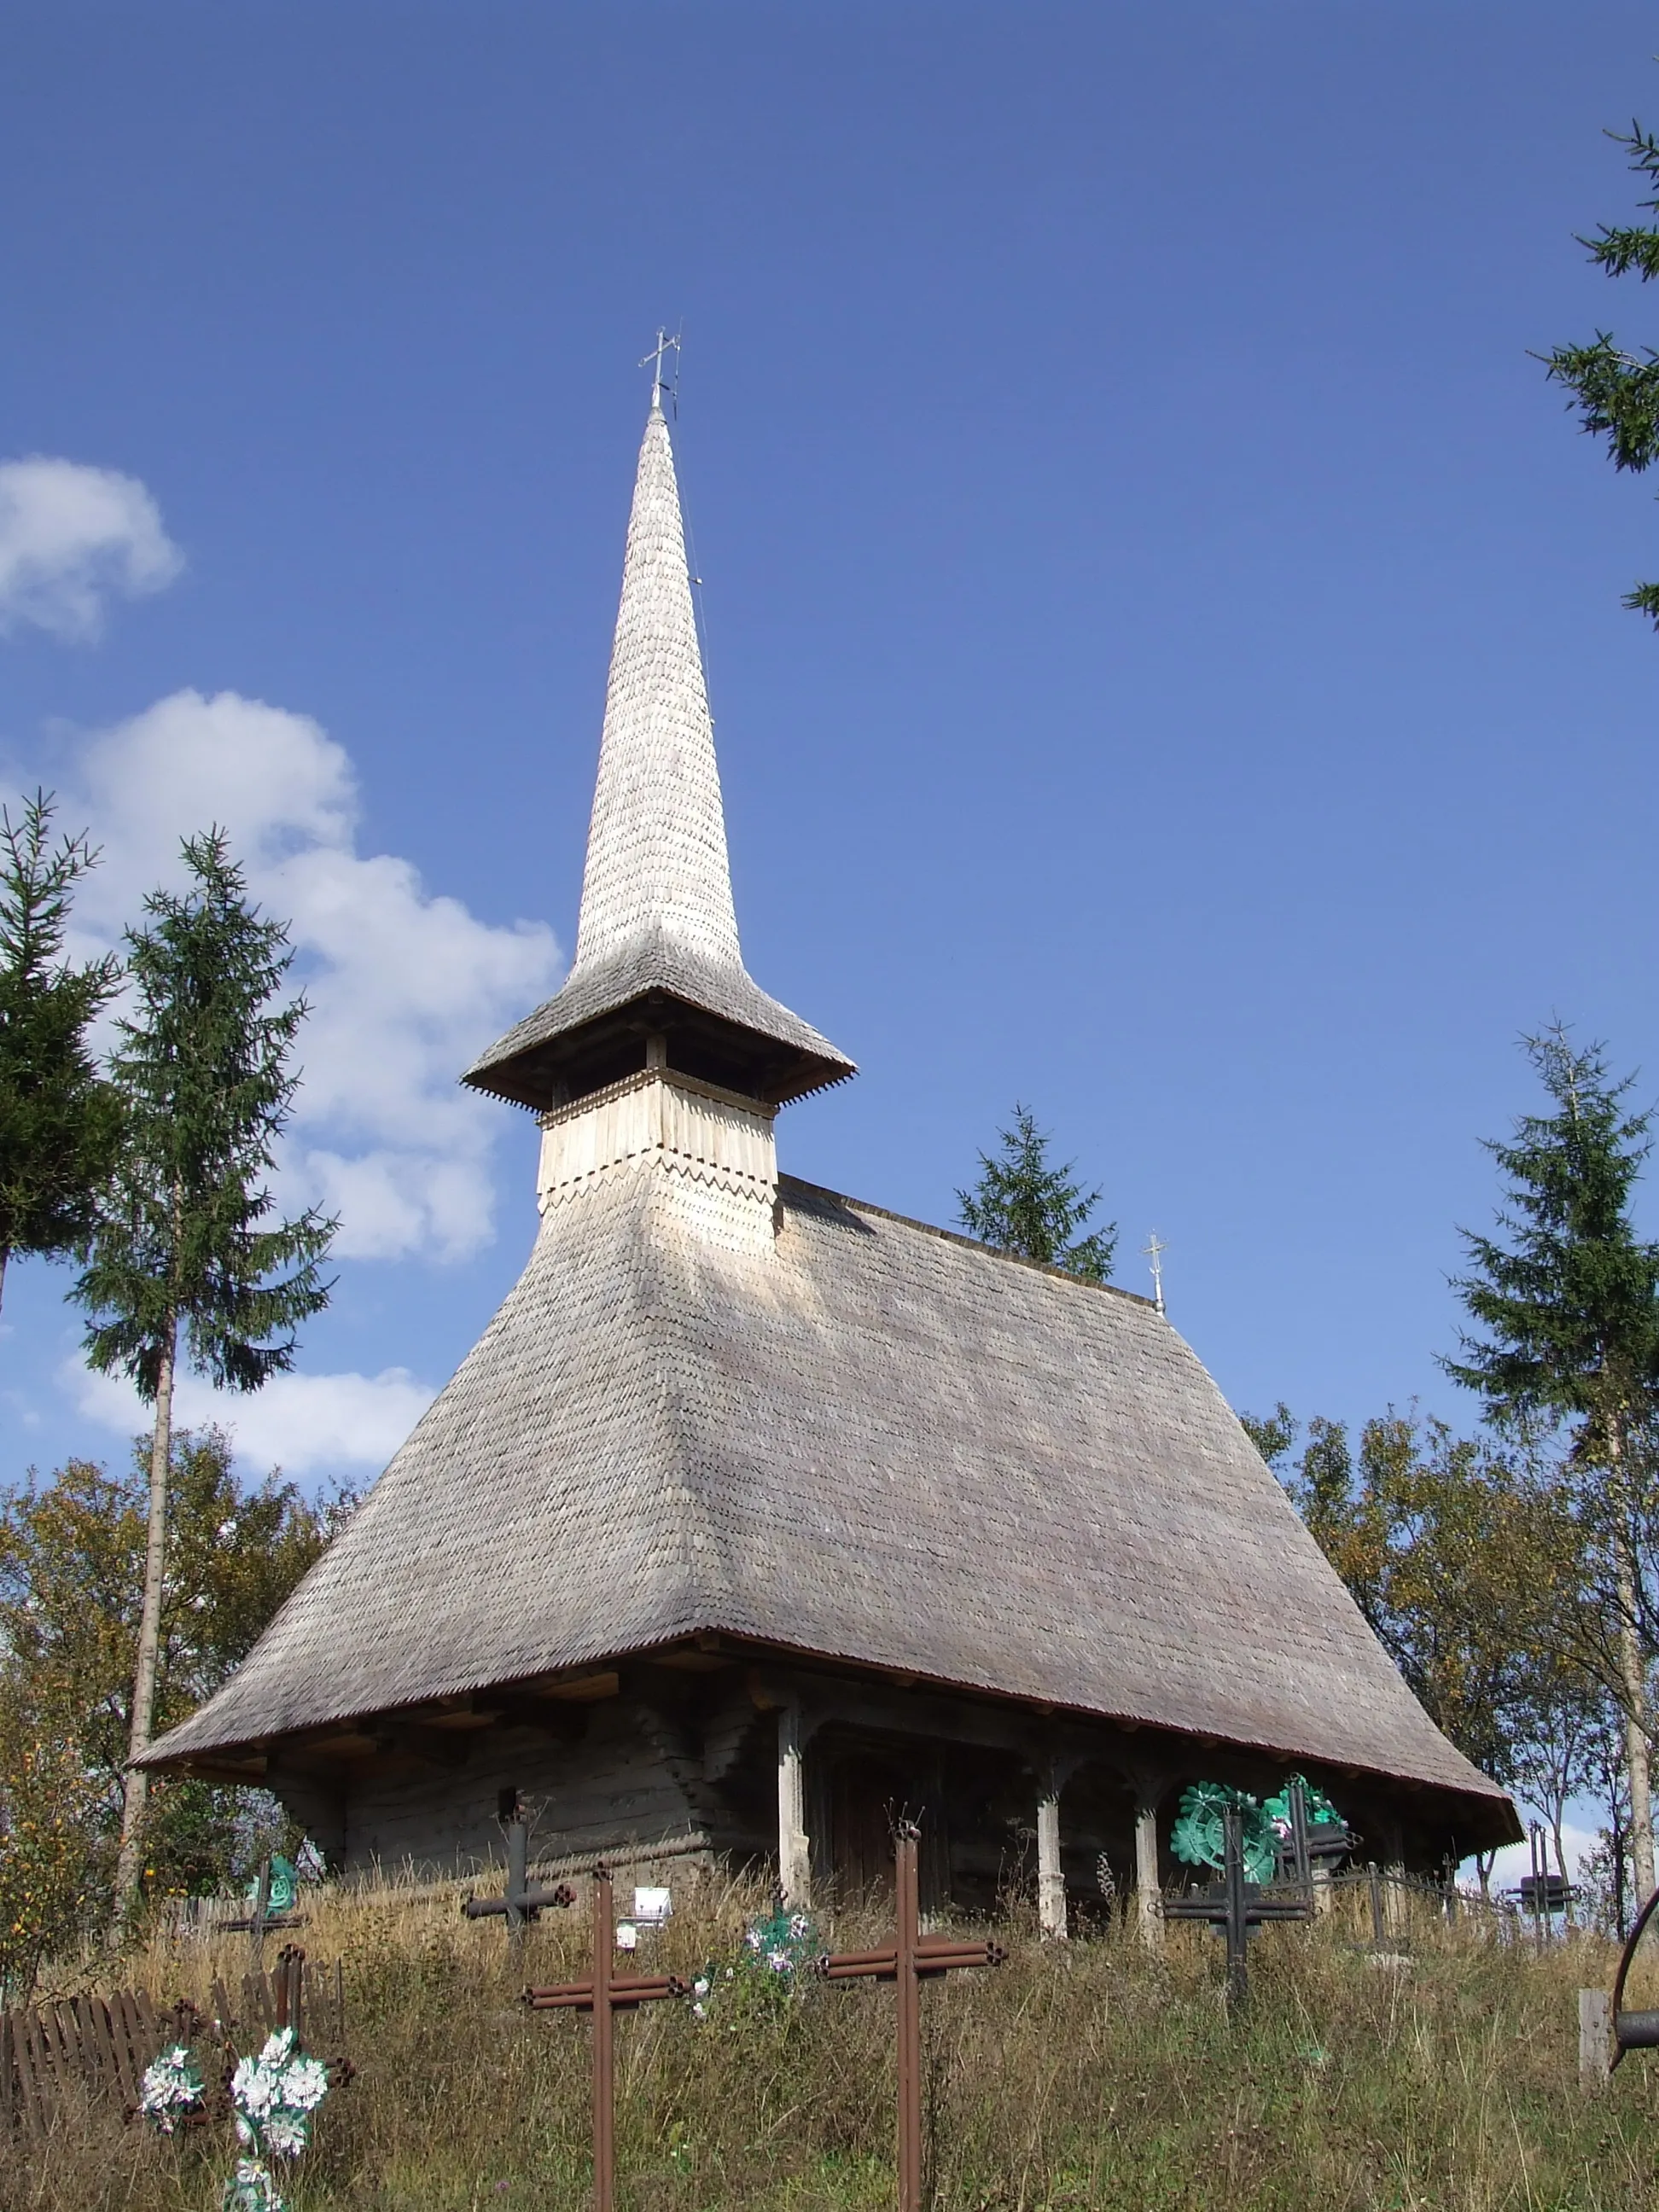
815 1821 1006 2212
221 1854 305 1966
1162 1802 1313 2003
523 1866 687 2212
463 1812 576 1940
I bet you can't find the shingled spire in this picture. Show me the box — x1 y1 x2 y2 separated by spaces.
573 393 740 975
465 391 853 1113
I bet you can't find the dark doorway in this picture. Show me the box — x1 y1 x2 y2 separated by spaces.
822 1740 934 1901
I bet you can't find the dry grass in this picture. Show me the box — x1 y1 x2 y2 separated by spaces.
8 1871 1659 2212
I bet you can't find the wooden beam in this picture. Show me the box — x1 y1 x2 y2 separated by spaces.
544 1671 621 1703
493 1695 588 1741
371 1722 473 1771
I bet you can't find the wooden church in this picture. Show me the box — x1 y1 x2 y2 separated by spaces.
145 379 1519 1924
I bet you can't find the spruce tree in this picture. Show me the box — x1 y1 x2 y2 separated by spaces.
1543 118 1659 624
73 830 335 1918
956 1105 1117 1282
1442 1024 1659 1897
0 792 120 1313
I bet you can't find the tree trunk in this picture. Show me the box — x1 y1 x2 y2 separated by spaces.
112 1313 176 1930
1608 1415 1656 1903
1551 1805 1576 1926
0 1242 9 1316
1615 1540 1655 1902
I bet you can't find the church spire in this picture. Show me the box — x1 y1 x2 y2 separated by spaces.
572 388 740 978
464 380 853 1115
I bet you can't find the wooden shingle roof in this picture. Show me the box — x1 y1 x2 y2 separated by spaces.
148 1168 1507 1823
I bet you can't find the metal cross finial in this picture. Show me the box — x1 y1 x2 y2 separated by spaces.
1143 1231 1167 1315
639 327 681 414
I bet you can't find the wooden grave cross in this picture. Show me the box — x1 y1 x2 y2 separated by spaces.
815 1820 1006 2212
522 1866 687 2212
1162 1802 1313 2002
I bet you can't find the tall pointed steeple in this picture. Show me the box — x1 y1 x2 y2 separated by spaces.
572 393 740 977
465 392 853 1115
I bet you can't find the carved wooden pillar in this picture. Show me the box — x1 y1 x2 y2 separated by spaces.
777 1703 811 1907
1132 1784 1165 1953
1036 1782 1067 1940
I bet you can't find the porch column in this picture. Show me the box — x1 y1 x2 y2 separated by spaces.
1133 1789 1164 1953
777 1703 811 1907
1037 1780 1067 1941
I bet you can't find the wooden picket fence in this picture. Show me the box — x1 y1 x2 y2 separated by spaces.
0 1947 346 2141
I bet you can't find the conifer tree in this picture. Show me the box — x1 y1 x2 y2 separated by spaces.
1543 117 1659 623
0 792 120 1313
73 830 335 1918
1442 1025 1659 1899
957 1105 1117 1282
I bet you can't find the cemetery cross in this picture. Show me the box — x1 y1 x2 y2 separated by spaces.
815 1819 1007 2212
522 1866 687 2212
463 1811 577 1935
220 1854 304 1968
1162 1802 1313 2003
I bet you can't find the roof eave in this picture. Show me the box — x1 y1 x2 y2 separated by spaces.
140 1626 1519 1848
462 985 856 1113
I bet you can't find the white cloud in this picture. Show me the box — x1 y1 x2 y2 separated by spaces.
0 457 183 640
67 1357 434 1478
56 687 563 1261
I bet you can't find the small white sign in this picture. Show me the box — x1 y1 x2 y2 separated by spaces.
633 1885 672 1926
614 1921 638 1951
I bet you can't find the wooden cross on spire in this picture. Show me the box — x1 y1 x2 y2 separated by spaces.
639 326 681 414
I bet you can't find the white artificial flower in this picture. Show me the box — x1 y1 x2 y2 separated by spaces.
284 2056 331 2110
226 2157 286 2212
236 2114 255 2146
263 2111 310 2158
692 1976 709 1997
260 2029 296 2067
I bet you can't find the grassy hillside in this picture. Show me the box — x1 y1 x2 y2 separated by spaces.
8 1871 1659 2212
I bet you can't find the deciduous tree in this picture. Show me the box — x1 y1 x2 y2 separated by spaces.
0 1429 340 1975
1247 1404 1563 1796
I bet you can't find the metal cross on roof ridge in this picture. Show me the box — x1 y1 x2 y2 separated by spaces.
1143 1231 1167 1314
639 326 682 414
815 1821 1005 2212
523 1865 688 2212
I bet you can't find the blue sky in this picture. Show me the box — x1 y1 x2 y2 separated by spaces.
3 3 1658 1503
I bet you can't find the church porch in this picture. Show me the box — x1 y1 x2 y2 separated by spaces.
229 1639 1510 1918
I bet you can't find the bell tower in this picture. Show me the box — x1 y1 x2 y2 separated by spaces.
463 379 854 1249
